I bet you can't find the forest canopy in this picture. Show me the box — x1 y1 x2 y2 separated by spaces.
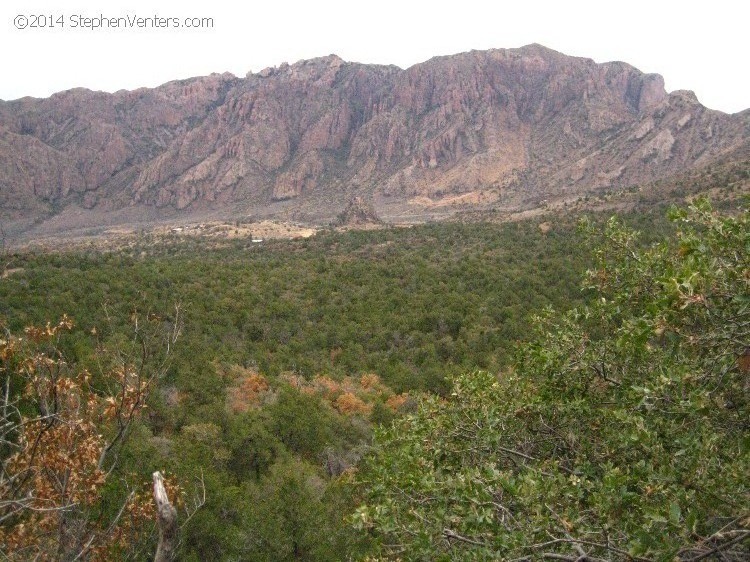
2 202 747 560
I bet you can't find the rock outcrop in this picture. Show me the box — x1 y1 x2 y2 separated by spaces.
334 196 381 226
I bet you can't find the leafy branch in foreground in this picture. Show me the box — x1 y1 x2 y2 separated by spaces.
0 308 188 561
354 199 749 561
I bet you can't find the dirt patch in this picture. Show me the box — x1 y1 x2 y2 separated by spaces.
158 220 318 240
408 190 500 208
12 219 319 252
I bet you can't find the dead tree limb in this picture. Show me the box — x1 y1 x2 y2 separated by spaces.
153 471 178 562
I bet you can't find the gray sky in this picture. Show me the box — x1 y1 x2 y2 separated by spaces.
1 0 748 113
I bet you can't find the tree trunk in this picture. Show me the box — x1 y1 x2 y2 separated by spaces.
153 471 178 562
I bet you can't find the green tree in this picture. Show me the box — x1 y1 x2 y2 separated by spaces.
226 411 283 480
354 199 749 561
268 386 337 459
238 458 334 561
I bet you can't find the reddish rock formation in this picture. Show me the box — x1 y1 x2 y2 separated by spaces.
0 45 747 233
335 196 381 226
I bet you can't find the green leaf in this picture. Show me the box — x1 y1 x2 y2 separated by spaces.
669 502 681 525
685 510 698 533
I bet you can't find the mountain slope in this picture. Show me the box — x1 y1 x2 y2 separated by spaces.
0 44 747 235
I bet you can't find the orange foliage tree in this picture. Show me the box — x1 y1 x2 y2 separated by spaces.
0 310 182 560
334 392 372 416
225 368 269 413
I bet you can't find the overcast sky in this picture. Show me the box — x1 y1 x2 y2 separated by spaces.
1 0 748 113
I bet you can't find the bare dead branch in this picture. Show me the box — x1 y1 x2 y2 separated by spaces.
542 553 607 562
531 536 653 562
682 530 750 562
181 468 206 528
97 306 180 473
443 527 488 547
153 471 178 562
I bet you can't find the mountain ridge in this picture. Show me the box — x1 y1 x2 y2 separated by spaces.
1 44 747 239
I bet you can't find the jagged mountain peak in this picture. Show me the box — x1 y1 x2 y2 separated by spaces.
0 45 746 237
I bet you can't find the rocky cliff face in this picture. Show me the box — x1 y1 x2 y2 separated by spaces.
1 44 747 229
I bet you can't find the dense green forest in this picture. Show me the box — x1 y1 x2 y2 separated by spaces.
1 219 598 393
0 217 594 559
5 203 745 561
